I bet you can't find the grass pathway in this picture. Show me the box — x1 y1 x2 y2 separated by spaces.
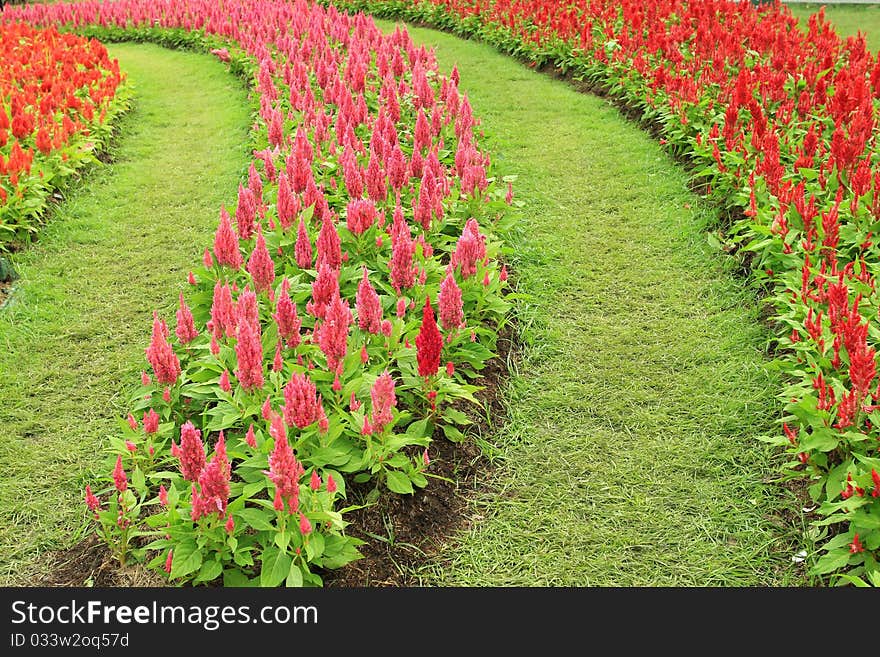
377 21 807 585
0 43 250 584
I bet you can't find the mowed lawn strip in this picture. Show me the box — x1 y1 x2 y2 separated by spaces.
376 21 807 585
0 43 250 584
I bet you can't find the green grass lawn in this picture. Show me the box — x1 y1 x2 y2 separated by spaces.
374 20 808 586
784 2 880 52
0 43 250 584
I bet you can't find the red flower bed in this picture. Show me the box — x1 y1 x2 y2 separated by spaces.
0 21 126 247
321 0 880 585
2 0 513 586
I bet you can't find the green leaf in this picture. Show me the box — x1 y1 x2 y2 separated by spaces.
170 542 203 580
260 547 292 587
305 532 325 561
194 559 223 583
810 549 852 576
131 467 146 492
386 470 414 495
237 507 275 531
223 569 250 587
285 563 303 587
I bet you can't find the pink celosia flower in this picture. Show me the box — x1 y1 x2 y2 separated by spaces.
396 296 407 319
299 513 312 535
276 172 297 230
235 286 259 330
235 314 264 392
316 215 342 271
423 449 430 466
127 413 138 431
164 549 173 574
112 455 127 493
125 440 137 453
219 369 232 392
370 371 397 433
295 218 313 269
327 474 337 493
500 264 508 282
262 395 272 420
174 421 206 482
310 470 321 491
283 372 320 428
210 281 236 339
213 206 242 270
389 207 415 292
446 361 455 377
317 292 352 373
245 424 257 448
188 271 197 285
317 402 329 434
246 227 276 293
356 268 383 334
141 371 151 386
235 184 257 241
438 271 464 331
175 293 199 345
146 313 181 385
346 198 377 236
225 515 235 534
416 297 442 378
265 422 303 514
143 408 159 434
274 279 302 347
307 262 340 319
453 218 486 279
203 248 214 269
192 433 230 520
85 484 101 513
158 484 168 507
272 340 284 372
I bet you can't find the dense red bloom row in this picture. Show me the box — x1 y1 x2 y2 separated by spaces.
0 21 124 243
334 0 880 582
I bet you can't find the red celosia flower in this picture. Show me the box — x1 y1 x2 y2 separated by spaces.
213 206 242 270
327 474 337 493
112 455 127 493
175 293 199 345
174 421 206 482
299 512 312 535
416 297 442 378
146 313 181 385
164 549 173 574
246 226 276 293
356 268 383 334
850 533 864 554
283 372 320 429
